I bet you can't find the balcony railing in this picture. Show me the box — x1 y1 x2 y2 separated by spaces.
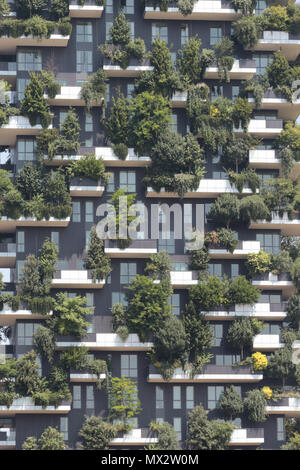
0 397 71 414
110 428 159 446
104 239 157 258
0 428 16 448
52 269 105 288
205 302 287 320
69 0 104 18
205 59 256 79
209 240 260 258
253 334 283 350
247 31 300 60
144 0 242 20
250 212 300 236
234 119 283 136
56 332 152 351
103 56 152 77
229 428 264 446
267 397 300 415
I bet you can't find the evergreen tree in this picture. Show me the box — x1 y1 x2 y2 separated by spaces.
79 416 117 450
218 385 243 421
85 227 111 282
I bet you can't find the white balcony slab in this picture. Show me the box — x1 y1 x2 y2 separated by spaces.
250 212 300 236
110 429 158 446
148 367 263 383
205 303 287 321
56 333 152 351
0 397 70 415
52 270 105 289
70 372 106 382
253 334 284 351
45 86 103 106
103 64 153 77
144 1 243 20
0 116 53 145
205 59 256 79
0 34 70 54
69 4 104 18
0 303 53 325
246 31 300 61
69 185 104 197
266 398 300 416
229 428 264 446
209 241 260 259
234 119 283 137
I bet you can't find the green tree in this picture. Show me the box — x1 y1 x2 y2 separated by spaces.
243 389 267 422
246 250 272 276
51 293 93 339
149 37 181 98
85 227 111 282
22 436 38 450
70 154 110 183
239 195 270 224
286 295 300 330
60 107 80 154
15 163 43 201
187 404 234 450
109 12 131 45
282 433 300 450
267 347 295 386
177 36 215 83
148 421 180 450
218 385 244 421
108 188 137 248
20 72 51 128
78 416 117 450
15 0 46 19
222 135 252 172
109 377 141 429
15 350 41 396
226 317 264 358
188 276 228 311
0 0 10 16
34 326 55 363
145 250 172 281
18 254 42 299
22 426 67 450
183 301 213 365
80 69 107 111
227 275 260 305
208 194 240 228
232 14 263 48
290 258 300 291
105 92 130 146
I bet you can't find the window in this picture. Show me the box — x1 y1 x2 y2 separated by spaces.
186 386 194 409
158 232 175 254
256 233 280 254
256 0 267 15
17 231 24 252
208 263 222 278
86 293 94 307
85 113 93 132
120 263 137 284
17 78 30 101
260 323 280 335
205 203 212 224
73 386 81 409
215 354 241 366
210 27 222 46
85 202 94 223
106 0 113 13
121 354 137 378
211 324 223 347
51 232 59 247
72 201 81 222
253 53 273 75
17 51 41 71
107 172 115 192
259 293 281 304
112 292 127 306
86 385 94 410
120 171 136 192
172 262 188 271
173 386 181 409
76 50 93 73
208 385 224 409
17 138 36 161
169 114 177 132
231 264 239 278
181 24 189 46
170 293 180 316
129 22 134 40
60 417 68 441
212 146 222 164
232 85 240 102
85 231 91 250
127 83 134 99
77 22 92 42
59 111 68 130
152 23 168 43
277 417 285 441
122 0 134 14
211 85 223 100
156 386 164 409
17 323 40 346
106 21 113 41
173 417 181 441
106 83 110 103
17 260 24 282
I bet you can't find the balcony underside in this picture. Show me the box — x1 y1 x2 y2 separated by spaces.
252 281 295 297
69 5 104 18
147 374 263 383
249 220 300 236
246 41 300 61
205 67 256 80
0 71 16 85
0 127 44 146
205 311 286 321
52 280 105 289
103 65 153 77
0 35 69 54
249 160 300 180
144 7 239 21
248 98 300 121
0 442 16 449
104 248 158 258
266 407 300 416
0 218 70 233
0 254 16 268
0 312 50 326
69 186 104 197
69 373 106 383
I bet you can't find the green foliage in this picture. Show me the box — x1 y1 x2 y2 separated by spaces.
205 228 238 253
187 404 234 450
60 107 80 153
218 385 244 420
183 302 213 366
70 154 110 184
227 275 260 305
286 294 300 330
208 193 240 228
111 302 127 332
267 347 295 386
271 249 292 275
80 69 107 111
108 188 137 248
148 421 180 450
177 36 215 84
145 250 172 281
51 293 93 338
15 163 43 200
279 147 295 178
110 12 131 45
239 195 270 224
246 250 272 276
105 92 130 146
226 317 264 358
213 37 234 83
189 276 228 311
0 0 10 16
109 377 141 429
232 0 256 14
261 177 296 217
232 14 263 48
263 5 289 31
20 71 52 127
282 433 300 450
112 143 128 160
189 248 210 272
22 426 66 450
243 389 267 422
60 346 90 370
85 227 111 282
79 416 117 450
15 350 41 397
291 257 300 291
22 436 39 450
232 97 252 132
34 326 55 363
277 122 300 161
222 135 253 172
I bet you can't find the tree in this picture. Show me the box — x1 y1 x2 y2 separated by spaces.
218 385 243 421
246 250 272 276
109 377 141 429
232 14 263 48
20 72 51 128
187 405 234 450
243 390 267 423
0 0 10 16
267 347 295 386
208 194 240 228
51 293 93 339
282 433 300 450
109 12 131 45
108 188 137 248
85 227 111 282
59 107 80 154
177 36 214 83
183 301 213 365
286 295 300 330
38 238 58 291
15 163 43 200
226 317 264 358
80 69 107 111
227 275 260 305
23 426 67 450
18 254 42 299
145 250 172 281
188 276 228 311
290 258 300 291
148 37 181 98
125 275 171 342
43 171 72 218
221 135 252 172
22 436 38 450
78 416 117 450
105 92 130 146
128 91 171 155
15 350 41 397
70 154 110 183
239 195 270 224
15 0 46 19
148 421 180 450
34 326 55 363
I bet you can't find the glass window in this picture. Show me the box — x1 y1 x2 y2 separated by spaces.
17 78 30 101
259 293 281 304
127 84 134 99
122 0 134 14
186 386 194 409
232 85 240 102
17 138 36 161
86 385 94 410
121 354 137 378
215 354 241 366
256 0 267 15
210 27 222 46
17 51 42 71
208 385 224 409
73 385 81 409
158 232 175 254
173 386 181 409
156 386 164 409
76 50 93 73
77 22 92 42
107 172 115 192
120 263 137 284
260 323 280 335
72 201 81 222
51 231 59 246
106 21 113 40
170 293 180 316
172 262 188 271
277 417 285 441
231 264 239 278
120 171 136 192
106 0 113 13
256 233 280 254
211 324 223 347
85 202 94 223
173 417 181 441
181 24 189 46
253 53 273 75
106 83 110 103
211 85 223 100
59 111 68 130
112 292 127 307
152 23 168 43
17 323 40 346
129 22 134 40
209 264 222 278
60 417 68 441
169 114 177 132
85 113 93 132
86 293 94 307
17 231 24 252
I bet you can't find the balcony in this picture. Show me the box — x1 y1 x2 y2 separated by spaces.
234 119 283 137
103 57 153 77
52 270 105 289
109 428 158 447
148 365 263 383
0 268 14 283
266 398 300 416
253 334 283 351
252 272 295 296
144 0 243 20
100 147 151 167
0 116 53 146
0 61 16 84
171 91 188 108
205 302 287 320
170 270 198 289
69 177 104 197
246 31 300 61
70 371 106 383
45 86 103 107
229 428 264 447
0 29 70 54
0 243 16 268
248 90 300 121
104 239 157 258
56 333 152 351
146 179 255 198
0 428 16 449
0 398 71 415
209 240 260 259
0 303 53 326
249 149 300 180
250 212 300 236
69 0 104 18
205 59 256 80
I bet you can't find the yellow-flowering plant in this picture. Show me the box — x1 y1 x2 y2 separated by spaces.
252 352 268 371
262 386 272 400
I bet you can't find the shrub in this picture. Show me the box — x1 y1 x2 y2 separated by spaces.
79 416 117 450
112 143 128 160
218 385 244 421
149 421 180 450
262 386 272 400
227 275 260 305
246 250 272 276
244 389 267 422
252 352 268 371
80 69 107 111
232 15 263 48
34 326 56 363
85 227 111 282
70 154 110 184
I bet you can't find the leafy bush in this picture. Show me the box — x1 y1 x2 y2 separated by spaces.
70 154 110 183
252 352 268 370
244 389 267 422
112 143 128 160
84 227 111 282
246 250 272 276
